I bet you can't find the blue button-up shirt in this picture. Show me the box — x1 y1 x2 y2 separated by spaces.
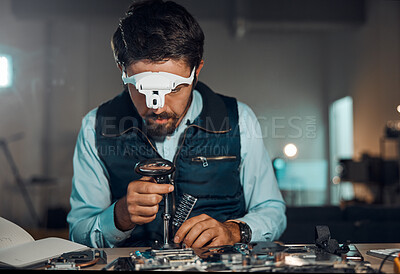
67 89 286 248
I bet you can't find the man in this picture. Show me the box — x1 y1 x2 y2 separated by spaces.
67 0 286 248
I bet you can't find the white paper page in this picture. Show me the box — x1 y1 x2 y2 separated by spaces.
0 237 88 268
0 217 34 248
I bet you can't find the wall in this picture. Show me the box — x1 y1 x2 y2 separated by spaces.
199 22 329 205
0 0 47 226
326 0 400 203
327 0 400 158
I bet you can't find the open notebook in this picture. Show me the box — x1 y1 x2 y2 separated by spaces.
0 217 87 268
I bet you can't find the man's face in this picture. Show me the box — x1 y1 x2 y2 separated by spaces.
123 59 203 140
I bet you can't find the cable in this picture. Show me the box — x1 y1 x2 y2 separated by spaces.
101 257 119 271
378 251 399 273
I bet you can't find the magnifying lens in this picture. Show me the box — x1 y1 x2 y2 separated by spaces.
135 158 175 182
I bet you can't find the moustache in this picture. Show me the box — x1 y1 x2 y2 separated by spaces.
145 112 178 121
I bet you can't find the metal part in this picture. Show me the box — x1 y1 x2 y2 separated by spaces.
46 261 80 270
46 249 107 270
135 158 175 248
104 243 377 272
172 193 197 232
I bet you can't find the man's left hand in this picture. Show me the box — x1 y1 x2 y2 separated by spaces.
173 214 240 248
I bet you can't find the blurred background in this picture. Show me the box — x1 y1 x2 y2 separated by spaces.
0 0 399 243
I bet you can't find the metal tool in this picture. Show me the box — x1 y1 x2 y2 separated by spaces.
172 193 197 233
135 158 176 248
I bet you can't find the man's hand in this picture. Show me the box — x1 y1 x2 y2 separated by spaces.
114 176 174 231
173 214 241 248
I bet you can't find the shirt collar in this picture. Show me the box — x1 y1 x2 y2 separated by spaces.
181 89 202 126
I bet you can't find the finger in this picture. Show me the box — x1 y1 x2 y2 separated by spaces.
206 237 225 248
182 219 216 247
128 180 174 195
137 176 156 183
129 214 157 225
128 203 159 217
174 214 212 244
174 214 210 243
127 193 163 206
191 228 217 248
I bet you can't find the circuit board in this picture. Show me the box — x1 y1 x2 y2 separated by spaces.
102 242 378 272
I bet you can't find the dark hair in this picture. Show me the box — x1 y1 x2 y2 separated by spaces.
112 0 204 70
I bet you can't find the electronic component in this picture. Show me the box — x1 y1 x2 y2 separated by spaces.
130 248 201 271
102 243 377 272
367 248 400 261
45 261 80 270
46 249 107 270
172 193 197 232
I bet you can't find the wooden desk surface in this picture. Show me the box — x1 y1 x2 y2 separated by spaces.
89 243 400 272
356 243 400 273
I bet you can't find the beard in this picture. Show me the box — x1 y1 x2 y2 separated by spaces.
144 111 179 141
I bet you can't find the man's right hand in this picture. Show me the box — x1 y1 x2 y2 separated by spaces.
114 176 174 231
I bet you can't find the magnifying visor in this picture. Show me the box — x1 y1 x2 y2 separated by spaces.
122 67 196 109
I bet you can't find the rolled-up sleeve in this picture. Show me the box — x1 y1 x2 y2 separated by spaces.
67 109 133 248
235 102 287 241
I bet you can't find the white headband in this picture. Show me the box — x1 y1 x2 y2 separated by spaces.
122 67 196 109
